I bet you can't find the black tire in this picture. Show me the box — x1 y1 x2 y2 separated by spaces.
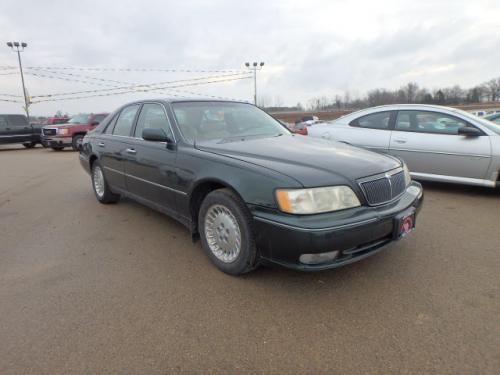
198 188 258 275
72 134 84 151
51 147 64 151
22 142 36 148
91 161 120 204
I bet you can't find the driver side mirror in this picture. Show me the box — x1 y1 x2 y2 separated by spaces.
458 127 482 137
91 121 99 126
142 128 173 143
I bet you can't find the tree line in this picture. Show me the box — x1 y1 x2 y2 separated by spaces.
264 77 500 112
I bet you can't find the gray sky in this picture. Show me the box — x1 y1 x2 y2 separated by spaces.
1 0 499 115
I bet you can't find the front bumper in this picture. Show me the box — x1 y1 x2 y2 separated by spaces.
41 135 72 148
251 181 423 271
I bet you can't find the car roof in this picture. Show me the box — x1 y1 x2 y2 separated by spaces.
118 98 252 106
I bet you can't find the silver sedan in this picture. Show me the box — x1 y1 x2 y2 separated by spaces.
308 104 500 188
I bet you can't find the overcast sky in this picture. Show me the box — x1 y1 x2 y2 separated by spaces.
1 0 499 116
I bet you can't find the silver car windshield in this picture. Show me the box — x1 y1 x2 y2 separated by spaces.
172 102 290 143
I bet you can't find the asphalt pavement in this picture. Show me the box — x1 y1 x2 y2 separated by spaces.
0 144 499 374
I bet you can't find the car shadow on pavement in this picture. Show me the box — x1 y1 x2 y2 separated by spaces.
418 180 499 198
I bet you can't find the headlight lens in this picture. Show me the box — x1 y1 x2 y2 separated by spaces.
57 128 69 135
276 186 360 214
403 163 411 186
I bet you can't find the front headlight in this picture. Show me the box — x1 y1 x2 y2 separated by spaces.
403 163 411 186
276 186 360 214
57 128 69 135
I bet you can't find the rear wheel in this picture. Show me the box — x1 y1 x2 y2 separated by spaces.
91 161 120 204
198 188 258 275
22 142 36 148
51 147 64 151
72 134 84 151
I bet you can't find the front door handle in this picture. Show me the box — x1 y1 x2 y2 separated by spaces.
393 139 407 144
125 148 137 155
97 142 105 147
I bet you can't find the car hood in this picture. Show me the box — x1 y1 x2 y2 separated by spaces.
196 135 401 187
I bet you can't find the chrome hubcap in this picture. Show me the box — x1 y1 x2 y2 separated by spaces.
93 166 105 198
204 204 241 263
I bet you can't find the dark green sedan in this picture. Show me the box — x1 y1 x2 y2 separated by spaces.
79 99 423 275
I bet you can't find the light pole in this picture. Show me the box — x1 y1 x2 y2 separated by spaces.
245 61 264 105
6 41 30 120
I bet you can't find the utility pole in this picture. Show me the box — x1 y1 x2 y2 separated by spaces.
245 62 264 105
6 42 30 120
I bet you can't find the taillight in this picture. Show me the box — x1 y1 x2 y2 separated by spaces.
302 126 308 135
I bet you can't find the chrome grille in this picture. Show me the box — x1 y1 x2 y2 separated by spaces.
360 170 406 206
43 128 57 136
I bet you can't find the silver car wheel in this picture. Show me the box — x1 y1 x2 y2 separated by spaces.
93 166 105 198
204 204 241 263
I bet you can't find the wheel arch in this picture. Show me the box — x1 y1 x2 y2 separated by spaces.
189 178 244 237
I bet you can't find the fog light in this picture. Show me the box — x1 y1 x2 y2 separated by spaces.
299 250 339 265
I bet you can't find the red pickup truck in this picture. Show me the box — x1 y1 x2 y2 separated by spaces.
41 113 108 151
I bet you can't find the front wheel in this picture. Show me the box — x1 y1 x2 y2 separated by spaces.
51 147 64 151
198 188 257 275
72 134 84 151
23 142 36 148
91 161 120 204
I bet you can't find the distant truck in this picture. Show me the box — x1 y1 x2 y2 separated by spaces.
0 114 42 148
41 113 108 151
40 117 69 126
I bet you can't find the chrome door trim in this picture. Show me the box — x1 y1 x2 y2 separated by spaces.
390 148 490 159
103 166 187 195
410 172 496 187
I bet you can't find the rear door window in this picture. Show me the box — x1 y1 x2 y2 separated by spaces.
7 115 29 127
112 105 140 137
350 111 393 130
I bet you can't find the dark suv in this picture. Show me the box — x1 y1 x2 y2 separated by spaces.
0 114 42 148
79 99 423 275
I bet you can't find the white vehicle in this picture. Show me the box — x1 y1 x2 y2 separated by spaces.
308 104 500 188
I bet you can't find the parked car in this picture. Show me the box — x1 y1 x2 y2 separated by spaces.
308 104 500 188
289 121 308 135
41 113 108 151
79 99 423 275
485 113 500 124
301 115 320 125
0 114 42 148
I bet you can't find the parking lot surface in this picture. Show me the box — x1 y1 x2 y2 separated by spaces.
0 145 499 374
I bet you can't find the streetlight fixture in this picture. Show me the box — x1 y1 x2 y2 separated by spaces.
6 41 30 119
245 61 265 105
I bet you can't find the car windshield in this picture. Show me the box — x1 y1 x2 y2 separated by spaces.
453 108 500 135
67 114 90 124
171 102 289 143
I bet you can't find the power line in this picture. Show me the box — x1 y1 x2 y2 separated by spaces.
26 66 245 74
28 72 251 98
0 98 21 103
29 68 250 102
0 93 22 97
32 75 252 103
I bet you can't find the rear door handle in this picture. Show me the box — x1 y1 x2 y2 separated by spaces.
393 139 407 144
98 142 105 147
125 148 137 155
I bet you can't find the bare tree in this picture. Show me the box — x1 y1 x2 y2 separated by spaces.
483 78 500 101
